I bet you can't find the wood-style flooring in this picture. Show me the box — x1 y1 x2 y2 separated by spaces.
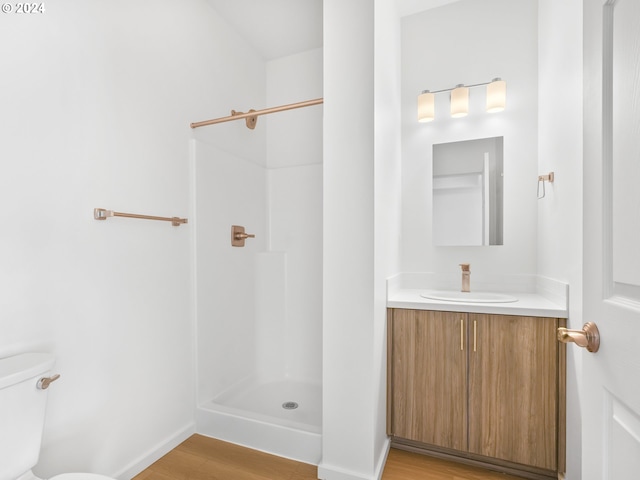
133 434 523 480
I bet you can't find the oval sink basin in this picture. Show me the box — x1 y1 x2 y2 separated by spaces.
420 290 518 303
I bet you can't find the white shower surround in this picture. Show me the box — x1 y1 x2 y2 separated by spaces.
193 142 323 463
192 48 323 465
196 377 321 464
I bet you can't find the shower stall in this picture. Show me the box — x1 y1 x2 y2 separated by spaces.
191 49 323 465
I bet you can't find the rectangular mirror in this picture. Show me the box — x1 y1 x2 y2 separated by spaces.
433 137 504 246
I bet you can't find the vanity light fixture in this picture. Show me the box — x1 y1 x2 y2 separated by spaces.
450 84 469 118
417 91 435 122
486 78 507 112
417 78 506 122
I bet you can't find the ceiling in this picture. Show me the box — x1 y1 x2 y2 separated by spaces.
396 0 460 17
206 0 460 61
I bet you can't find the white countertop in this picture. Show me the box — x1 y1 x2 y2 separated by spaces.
387 273 569 318
387 289 568 318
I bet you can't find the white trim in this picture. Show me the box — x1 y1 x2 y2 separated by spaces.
602 0 614 300
373 438 391 480
317 464 370 480
317 438 390 480
113 423 195 480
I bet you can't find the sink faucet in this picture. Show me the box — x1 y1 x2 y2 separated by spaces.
460 263 470 292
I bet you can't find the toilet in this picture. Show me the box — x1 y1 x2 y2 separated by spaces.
0 352 115 480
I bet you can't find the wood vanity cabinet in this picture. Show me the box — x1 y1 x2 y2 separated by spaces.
387 308 566 480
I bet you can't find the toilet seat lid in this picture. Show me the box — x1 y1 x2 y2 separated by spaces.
50 474 116 480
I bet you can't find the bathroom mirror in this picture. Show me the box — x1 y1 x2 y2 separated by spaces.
432 137 504 246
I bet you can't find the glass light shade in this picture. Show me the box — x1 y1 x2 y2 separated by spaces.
450 85 469 118
486 78 506 112
417 91 435 122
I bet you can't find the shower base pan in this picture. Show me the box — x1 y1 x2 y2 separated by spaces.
196 377 322 465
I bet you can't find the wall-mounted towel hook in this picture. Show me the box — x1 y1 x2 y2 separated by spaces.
537 172 554 199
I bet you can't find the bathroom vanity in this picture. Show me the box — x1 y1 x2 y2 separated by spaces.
386 277 567 480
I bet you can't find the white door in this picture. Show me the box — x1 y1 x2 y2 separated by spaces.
583 0 640 478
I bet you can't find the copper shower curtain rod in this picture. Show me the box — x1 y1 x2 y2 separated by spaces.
190 98 323 129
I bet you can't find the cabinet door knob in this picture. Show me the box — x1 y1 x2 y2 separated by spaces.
557 322 600 353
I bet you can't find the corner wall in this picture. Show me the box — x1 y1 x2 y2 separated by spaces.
322 0 376 476
374 0 403 471
321 0 401 478
537 1 583 478
265 48 324 383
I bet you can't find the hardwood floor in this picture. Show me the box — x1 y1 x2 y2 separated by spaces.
134 434 524 480
382 448 523 480
133 435 316 480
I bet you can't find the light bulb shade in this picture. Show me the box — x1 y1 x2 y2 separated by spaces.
450 86 469 118
417 91 435 122
486 79 506 112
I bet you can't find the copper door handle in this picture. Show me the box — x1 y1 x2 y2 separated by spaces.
557 322 600 353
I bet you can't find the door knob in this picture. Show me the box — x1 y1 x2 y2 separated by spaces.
557 322 600 353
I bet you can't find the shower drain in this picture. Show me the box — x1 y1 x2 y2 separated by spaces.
282 401 299 410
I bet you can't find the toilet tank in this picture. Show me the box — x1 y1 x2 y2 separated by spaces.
0 353 56 480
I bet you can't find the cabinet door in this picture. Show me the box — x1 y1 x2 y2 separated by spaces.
390 309 467 450
468 314 558 470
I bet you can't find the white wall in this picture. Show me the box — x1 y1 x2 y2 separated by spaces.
266 49 323 383
0 0 264 477
195 47 323 400
194 141 267 403
267 49 323 169
267 165 323 381
400 0 538 277
321 0 401 478
537 1 583 478
321 0 376 478
374 0 403 472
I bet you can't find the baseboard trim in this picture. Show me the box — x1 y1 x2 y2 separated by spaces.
374 438 391 480
317 464 370 480
114 423 196 480
391 440 557 480
318 438 391 480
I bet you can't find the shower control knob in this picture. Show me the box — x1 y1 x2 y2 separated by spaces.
235 232 255 240
37 373 60 390
231 225 256 247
